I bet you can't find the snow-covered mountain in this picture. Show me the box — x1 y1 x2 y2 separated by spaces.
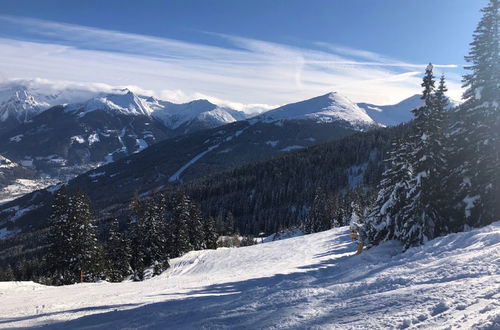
1 223 498 328
0 89 249 184
357 94 460 127
357 94 424 126
0 84 107 135
258 92 377 128
0 83 247 136
149 98 247 134
65 89 154 117
0 91 383 229
0 87 49 134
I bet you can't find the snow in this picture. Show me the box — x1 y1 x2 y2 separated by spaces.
265 140 279 147
0 155 17 169
88 172 105 179
135 139 148 152
9 134 23 142
347 162 368 187
151 99 245 130
280 145 304 152
0 227 20 239
0 223 499 329
262 228 304 243
70 135 85 144
88 133 100 145
168 144 220 182
19 159 33 167
258 92 375 127
67 90 153 117
463 195 480 218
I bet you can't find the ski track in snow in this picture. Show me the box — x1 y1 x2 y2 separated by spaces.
0 223 499 329
168 144 219 182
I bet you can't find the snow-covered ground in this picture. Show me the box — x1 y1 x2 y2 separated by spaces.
1 223 499 329
0 177 60 204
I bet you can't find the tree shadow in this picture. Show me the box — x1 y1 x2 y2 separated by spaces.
13 242 405 329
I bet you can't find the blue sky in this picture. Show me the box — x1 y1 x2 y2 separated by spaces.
0 0 488 109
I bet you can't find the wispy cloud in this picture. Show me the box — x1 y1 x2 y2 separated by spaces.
0 15 463 108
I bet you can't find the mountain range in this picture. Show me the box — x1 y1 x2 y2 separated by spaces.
0 84 437 231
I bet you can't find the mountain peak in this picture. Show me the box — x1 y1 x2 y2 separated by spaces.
66 90 153 117
257 91 375 127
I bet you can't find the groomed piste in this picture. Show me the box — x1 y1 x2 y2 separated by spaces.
1 222 499 329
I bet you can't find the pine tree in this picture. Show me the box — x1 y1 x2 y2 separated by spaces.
187 202 205 250
304 188 332 233
105 219 132 282
448 0 500 229
128 194 170 278
46 186 71 284
398 65 448 248
171 193 193 257
359 138 412 246
224 211 235 236
128 196 146 281
4 265 15 281
67 191 102 282
203 217 218 250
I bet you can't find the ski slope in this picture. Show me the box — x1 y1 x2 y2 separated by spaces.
1 223 499 329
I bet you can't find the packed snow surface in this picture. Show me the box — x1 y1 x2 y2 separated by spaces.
1 223 499 329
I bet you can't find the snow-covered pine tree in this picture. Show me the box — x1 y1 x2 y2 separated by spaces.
145 193 169 275
129 194 169 277
187 202 205 250
171 192 193 257
46 186 72 284
203 217 218 250
432 75 451 235
398 65 448 248
105 219 132 282
67 190 102 282
359 138 412 247
447 0 500 229
128 195 147 281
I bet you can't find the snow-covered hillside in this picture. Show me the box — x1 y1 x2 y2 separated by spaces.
1 223 499 329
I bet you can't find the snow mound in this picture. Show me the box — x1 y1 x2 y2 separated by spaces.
1 222 499 329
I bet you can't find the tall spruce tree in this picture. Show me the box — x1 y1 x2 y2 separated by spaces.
203 217 218 250
129 194 170 277
128 195 147 281
105 219 132 282
46 188 101 284
67 191 102 282
398 65 448 248
171 193 193 257
448 0 500 229
358 138 412 246
188 202 205 250
46 186 71 284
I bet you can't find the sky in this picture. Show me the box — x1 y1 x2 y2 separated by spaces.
0 0 488 111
